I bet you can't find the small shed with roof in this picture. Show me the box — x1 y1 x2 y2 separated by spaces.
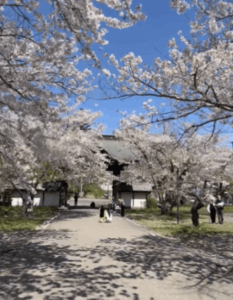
1 181 68 207
113 182 152 208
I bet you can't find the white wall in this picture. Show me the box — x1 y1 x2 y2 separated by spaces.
120 192 147 208
121 192 132 208
11 191 59 206
134 192 147 208
11 197 23 206
11 191 44 206
33 191 43 206
11 191 26 206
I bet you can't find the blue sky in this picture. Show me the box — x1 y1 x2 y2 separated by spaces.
79 0 192 134
39 0 233 144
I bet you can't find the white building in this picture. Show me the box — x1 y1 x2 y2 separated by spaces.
100 135 152 208
113 181 152 208
2 182 63 207
11 190 60 207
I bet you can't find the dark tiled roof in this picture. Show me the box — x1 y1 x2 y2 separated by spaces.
116 182 152 192
101 136 138 163
1 182 44 191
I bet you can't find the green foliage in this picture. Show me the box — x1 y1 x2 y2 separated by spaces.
30 162 62 185
126 205 233 236
68 182 80 196
146 197 157 208
83 183 105 198
0 206 58 232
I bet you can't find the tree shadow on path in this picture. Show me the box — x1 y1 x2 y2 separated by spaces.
52 210 97 223
0 228 233 299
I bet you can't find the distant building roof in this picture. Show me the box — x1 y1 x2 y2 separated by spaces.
114 181 152 192
101 135 138 163
131 183 152 192
1 182 44 191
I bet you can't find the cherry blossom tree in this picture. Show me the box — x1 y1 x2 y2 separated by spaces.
0 0 145 207
107 0 233 135
0 0 145 119
0 108 108 214
115 107 233 216
0 0 145 141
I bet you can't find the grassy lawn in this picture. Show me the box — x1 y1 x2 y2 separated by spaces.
126 205 233 236
0 206 59 232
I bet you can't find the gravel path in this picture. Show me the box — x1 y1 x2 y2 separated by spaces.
0 209 232 300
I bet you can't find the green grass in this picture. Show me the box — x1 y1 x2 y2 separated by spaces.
126 205 233 237
0 206 59 232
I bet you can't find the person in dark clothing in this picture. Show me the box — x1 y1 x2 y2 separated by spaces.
215 197 225 224
207 201 216 223
99 205 104 218
74 193 79 206
191 199 204 226
191 207 199 226
210 202 216 223
99 205 107 223
90 201 95 208
121 203 125 217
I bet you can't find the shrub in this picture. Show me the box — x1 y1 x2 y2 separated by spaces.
146 197 157 209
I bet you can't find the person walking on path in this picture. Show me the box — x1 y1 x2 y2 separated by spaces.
215 196 225 224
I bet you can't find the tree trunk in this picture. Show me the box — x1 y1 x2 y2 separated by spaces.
160 200 170 215
160 205 167 215
22 198 28 218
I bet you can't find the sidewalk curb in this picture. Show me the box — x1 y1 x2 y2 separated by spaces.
36 212 60 230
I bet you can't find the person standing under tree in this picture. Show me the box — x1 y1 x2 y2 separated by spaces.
215 196 225 224
74 192 79 206
191 199 204 226
207 200 216 224
27 194 34 213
